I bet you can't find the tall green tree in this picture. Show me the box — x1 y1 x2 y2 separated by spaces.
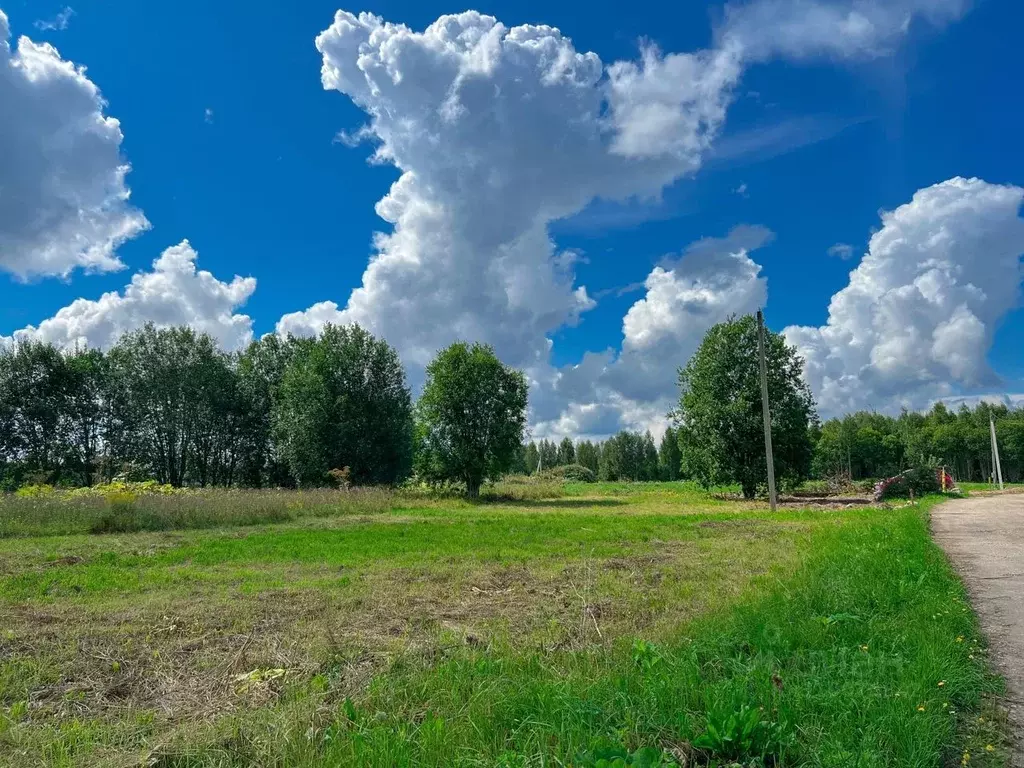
107 325 234 486
538 439 557 471
0 340 71 484
415 342 528 497
557 437 576 466
641 431 659 480
598 436 620 481
62 348 108 486
677 315 816 498
236 334 298 487
276 325 413 486
659 426 682 481
576 440 600 475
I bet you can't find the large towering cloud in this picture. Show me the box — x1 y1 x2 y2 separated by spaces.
785 177 1024 416
2 242 257 351
280 2 969 434
280 10 748 372
0 8 148 279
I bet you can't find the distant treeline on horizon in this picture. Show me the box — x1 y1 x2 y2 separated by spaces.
2 323 1022 490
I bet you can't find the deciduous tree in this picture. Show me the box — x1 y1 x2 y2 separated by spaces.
415 342 528 497
677 315 816 498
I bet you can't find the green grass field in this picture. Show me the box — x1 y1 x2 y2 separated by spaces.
957 482 1024 493
0 483 1011 766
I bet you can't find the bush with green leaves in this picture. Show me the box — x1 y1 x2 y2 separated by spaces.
538 463 596 482
693 702 792 764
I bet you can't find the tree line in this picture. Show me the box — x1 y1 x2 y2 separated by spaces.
3 315 1020 496
523 428 682 482
813 403 1024 484
0 325 527 495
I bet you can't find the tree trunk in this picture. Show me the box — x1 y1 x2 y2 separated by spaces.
466 477 481 499
741 480 757 500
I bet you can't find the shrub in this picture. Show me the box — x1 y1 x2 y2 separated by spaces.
66 480 179 499
480 480 566 501
14 484 55 498
538 464 596 483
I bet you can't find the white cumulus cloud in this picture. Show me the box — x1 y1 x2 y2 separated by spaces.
0 8 148 279
283 2 972 436
785 177 1024 416
531 227 771 440
2 241 257 351
287 9 730 372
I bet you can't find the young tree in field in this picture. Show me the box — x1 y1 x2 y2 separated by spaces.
557 437 576 466
676 315 816 499
415 342 528 497
659 426 682 481
276 325 413 486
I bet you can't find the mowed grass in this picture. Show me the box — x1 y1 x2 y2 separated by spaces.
0 485 1010 767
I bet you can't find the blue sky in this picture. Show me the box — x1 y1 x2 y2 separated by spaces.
2 0 1023 437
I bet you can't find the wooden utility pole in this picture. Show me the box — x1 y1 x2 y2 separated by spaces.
756 310 778 511
990 415 1004 490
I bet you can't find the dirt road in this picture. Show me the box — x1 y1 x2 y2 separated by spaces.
933 493 1024 764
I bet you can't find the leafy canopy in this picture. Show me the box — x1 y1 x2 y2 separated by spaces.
275 324 413 487
415 342 528 497
676 315 816 498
